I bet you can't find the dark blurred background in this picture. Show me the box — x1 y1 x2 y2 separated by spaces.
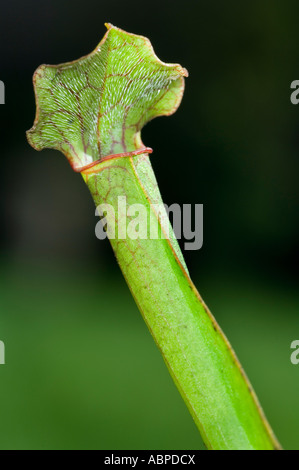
0 0 298 450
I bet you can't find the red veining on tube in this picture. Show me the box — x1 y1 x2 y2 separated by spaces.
77 147 153 174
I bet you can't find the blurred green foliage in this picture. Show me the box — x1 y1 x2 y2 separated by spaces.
0 260 298 449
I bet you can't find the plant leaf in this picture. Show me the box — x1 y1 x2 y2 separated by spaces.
27 23 188 171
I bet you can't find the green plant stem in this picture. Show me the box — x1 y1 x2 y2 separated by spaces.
81 151 280 450
26 23 281 450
